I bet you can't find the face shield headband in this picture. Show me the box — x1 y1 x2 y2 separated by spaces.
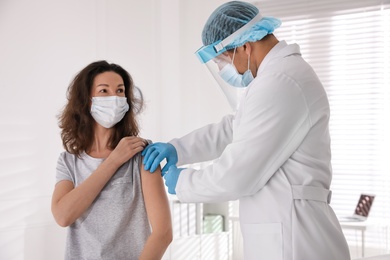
195 12 263 64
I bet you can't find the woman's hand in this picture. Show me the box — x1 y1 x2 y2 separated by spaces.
108 136 147 168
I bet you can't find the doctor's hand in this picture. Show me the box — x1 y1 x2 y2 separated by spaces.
163 165 184 195
142 142 178 173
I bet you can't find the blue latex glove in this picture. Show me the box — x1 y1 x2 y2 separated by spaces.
142 142 178 173
163 165 184 195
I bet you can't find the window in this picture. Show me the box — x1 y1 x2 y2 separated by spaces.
255 0 390 249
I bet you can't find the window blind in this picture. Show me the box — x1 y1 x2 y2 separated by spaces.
254 0 390 249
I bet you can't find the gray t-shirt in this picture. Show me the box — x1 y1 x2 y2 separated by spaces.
56 151 151 260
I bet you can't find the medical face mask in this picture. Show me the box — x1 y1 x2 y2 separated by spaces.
218 48 254 88
90 96 129 128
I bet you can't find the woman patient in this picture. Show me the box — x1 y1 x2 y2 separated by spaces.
51 60 172 259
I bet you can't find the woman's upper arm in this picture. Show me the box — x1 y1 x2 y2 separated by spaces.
140 163 172 232
51 180 74 223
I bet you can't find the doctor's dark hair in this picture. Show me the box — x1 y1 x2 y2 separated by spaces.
58 60 144 156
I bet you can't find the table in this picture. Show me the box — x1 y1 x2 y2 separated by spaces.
340 219 389 258
354 254 390 260
340 221 369 257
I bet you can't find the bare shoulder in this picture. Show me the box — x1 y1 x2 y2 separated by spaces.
139 160 164 185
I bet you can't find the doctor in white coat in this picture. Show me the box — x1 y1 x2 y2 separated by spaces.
143 1 351 259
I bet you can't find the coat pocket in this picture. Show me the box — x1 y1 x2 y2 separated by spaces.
241 222 283 260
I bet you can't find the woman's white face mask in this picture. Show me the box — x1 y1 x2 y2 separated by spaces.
218 48 254 88
90 96 129 128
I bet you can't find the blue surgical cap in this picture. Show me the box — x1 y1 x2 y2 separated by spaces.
201 1 281 50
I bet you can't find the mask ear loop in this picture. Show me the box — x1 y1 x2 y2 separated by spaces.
247 53 250 71
231 47 237 64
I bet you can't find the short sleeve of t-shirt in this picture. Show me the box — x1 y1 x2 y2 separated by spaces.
55 152 75 184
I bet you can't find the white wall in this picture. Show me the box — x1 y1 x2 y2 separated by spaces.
157 0 234 138
0 0 231 259
175 0 232 134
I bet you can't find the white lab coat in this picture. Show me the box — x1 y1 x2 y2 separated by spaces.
171 41 350 260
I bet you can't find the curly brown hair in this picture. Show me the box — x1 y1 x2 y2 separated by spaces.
58 60 144 156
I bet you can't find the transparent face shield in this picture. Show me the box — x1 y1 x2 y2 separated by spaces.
205 53 247 111
195 13 263 111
